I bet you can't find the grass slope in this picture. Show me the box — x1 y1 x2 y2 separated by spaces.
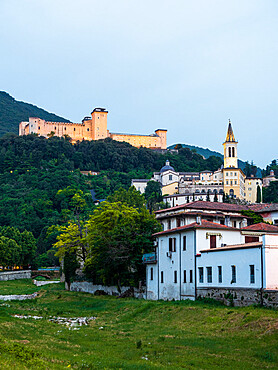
0 280 277 368
0 91 70 136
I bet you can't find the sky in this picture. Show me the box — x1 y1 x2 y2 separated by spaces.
0 0 277 168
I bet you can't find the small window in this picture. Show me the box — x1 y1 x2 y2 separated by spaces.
167 220 171 230
234 172 237 176
250 265 255 284
161 271 164 283
199 267 204 283
210 235 216 249
64 127 66 131
183 270 186 283
207 267 212 283
150 267 153 281
169 175 172 181
54 126 56 130
220 219 225 225
235 180 237 185
233 221 237 228
38 126 40 130
176 218 181 227
74 128 76 131
218 266 222 283
231 265 236 283
183 235 186 251
87 128 90 131
169 238 176 252
190 270 193 283
230 180 233 185
245 236 259 243
226 180 229 185
174 270 177 283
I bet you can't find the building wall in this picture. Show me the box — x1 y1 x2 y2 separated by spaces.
19 109 167 149
260 211 278 225
264 234 278 289
162 182 179 196
245 178 263 203
197 247 262 289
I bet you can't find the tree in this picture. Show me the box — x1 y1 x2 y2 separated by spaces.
0 236 21 268
263 181 278 203
241 210 264 224
84 201 161 289
144 181 163 212
107 186 145 210
256 185 262 203
206 191 210 202
214 192 218 202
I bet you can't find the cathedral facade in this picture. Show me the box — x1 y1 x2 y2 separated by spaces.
19 108 167 150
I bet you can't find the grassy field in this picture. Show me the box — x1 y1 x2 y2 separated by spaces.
0 280 277 369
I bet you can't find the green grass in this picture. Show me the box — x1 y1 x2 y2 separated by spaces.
0 280 277 369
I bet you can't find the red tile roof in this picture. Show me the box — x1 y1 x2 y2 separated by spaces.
153 219 237 236
241 223 278 232
155 201 249 214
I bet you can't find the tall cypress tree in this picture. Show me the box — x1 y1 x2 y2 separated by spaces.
256 185 262 203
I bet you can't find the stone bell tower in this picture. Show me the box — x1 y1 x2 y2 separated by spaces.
223 120 238 168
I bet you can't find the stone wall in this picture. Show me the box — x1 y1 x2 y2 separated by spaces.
70 281 146 299
0 292 38 301
197 287 278 308
0 270 31 281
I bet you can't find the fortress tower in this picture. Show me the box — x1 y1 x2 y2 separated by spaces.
223 120 238 168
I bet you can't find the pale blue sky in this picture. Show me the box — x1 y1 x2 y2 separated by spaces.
1 0 277 167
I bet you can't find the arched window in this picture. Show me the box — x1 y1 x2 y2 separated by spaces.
229 189 234 198
232 147 235 157
229 147 232 157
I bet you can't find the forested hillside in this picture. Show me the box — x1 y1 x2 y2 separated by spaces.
0 91 70 136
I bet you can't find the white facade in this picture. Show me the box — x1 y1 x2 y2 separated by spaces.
145 222 278 301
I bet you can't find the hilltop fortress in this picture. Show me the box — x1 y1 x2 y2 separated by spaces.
19 108 167 149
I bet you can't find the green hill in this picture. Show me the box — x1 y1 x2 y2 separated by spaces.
0 91 70 136
168 143 262 176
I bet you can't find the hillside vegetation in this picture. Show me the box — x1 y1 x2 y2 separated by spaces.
0 91 70 136
0 281 277 368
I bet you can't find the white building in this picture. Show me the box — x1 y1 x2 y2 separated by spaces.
144 204 278 305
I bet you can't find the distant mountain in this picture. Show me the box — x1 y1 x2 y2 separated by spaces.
0 91 70 136
168 143 262 177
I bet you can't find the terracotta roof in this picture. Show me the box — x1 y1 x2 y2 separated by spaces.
241 223 278 233
200 242 263 253
155 200 249 214
255 204 278 213
153 220 237 236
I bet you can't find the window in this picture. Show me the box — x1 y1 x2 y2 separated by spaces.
176 218 181 227
87 128 90 131
183 270 186 283
220 219 225 225
167 220 171 230
232 147 235 157
199 267 204 283
169 238 176 252
190 270 193 283
250 265 255 284
226 172 229 176
226 181 229 185
210 235 216 249
235 180 237 185
230 180 233 185
169 175 172 181
218 266 222 283
233 221 237 228
74 128 76 131
234 172 237 176
38 126 40 130
150 268 153 281
174 271 177 283
229 147 232 157
231 265 236 283
161 271 164 283
207 267 212 283
183 236 186 251
54 126 56 130
245 236 259 243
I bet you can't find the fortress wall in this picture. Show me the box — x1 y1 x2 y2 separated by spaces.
110 133 162 149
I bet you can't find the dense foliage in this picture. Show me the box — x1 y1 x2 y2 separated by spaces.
0 91 70 136
55 188 162 288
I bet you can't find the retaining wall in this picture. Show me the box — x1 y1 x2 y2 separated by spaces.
70 281 146 299
197 287 278 308
0 270 31 281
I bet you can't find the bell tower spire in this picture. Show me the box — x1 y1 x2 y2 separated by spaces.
223 120 238 168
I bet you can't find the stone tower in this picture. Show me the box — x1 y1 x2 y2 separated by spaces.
91 108 108 140
223 120 238 168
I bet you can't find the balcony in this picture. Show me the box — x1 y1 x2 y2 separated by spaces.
142 253 157 264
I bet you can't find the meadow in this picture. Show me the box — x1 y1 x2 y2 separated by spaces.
0 280 277 369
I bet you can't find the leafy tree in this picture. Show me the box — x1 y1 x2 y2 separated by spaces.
263 181 278 203
145 181 163 212
0 236 21 268
84 201 161 289
63 250 80 290
241 210 264 224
